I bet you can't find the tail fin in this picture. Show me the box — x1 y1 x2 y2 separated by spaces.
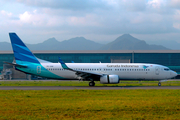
9 33 40 64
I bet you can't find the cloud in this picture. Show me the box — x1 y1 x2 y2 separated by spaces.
121 0 147 12
147 0 164 9
18 10 52 26
16 0 110 11
169 0 180 9
0 0 180 44
1 10 12 17
4 1 179 35
0 10 15 26
17 9 101 28
19 11 32 23
173 10 180 29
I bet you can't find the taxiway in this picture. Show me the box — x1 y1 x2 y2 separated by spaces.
0 86 179 90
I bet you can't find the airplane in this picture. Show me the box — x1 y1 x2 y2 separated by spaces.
8 33 177 86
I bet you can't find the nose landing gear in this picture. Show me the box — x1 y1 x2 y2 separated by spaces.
158 82 161 86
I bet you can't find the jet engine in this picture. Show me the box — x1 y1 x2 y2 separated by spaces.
100 75 119 84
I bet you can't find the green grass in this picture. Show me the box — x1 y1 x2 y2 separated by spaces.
0 80 180 86
0 90 179 119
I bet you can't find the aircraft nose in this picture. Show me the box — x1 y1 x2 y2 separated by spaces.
171 71 177 78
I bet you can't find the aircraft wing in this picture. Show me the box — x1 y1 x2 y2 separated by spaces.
58 58 103 80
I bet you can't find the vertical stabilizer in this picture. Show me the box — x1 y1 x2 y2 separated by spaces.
9 33 40 64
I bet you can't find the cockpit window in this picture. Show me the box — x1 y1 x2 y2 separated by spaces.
164 68 170 71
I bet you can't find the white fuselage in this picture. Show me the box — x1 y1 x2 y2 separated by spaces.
39 63 177 80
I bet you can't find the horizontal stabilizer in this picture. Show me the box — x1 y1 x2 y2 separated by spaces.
4 61 27 68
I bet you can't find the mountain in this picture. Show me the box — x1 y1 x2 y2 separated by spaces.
100 34 169 50
0 42 12 51
26 37 103 50
0 37 103 51
60 37 102 50
146 40 180 50
27 37 61 50
0 34 170 51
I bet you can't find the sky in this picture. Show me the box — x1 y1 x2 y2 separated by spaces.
0 0 180 44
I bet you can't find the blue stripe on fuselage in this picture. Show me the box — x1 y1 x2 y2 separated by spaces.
15 61 67 79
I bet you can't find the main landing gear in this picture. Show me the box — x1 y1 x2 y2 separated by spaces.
89 81 95 86
158 82 161 86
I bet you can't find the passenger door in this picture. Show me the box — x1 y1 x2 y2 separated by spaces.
155 66 159 75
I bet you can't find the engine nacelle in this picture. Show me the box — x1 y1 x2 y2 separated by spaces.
100 75 119 84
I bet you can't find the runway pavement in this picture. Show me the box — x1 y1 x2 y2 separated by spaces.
0 86 179 90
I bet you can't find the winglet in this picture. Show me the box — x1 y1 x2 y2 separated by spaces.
58 57 70 70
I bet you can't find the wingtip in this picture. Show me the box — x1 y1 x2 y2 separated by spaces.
58 57 63 63
58 57 69 69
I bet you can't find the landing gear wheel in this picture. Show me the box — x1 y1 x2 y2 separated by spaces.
158 82 161 86
89 81 95 86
